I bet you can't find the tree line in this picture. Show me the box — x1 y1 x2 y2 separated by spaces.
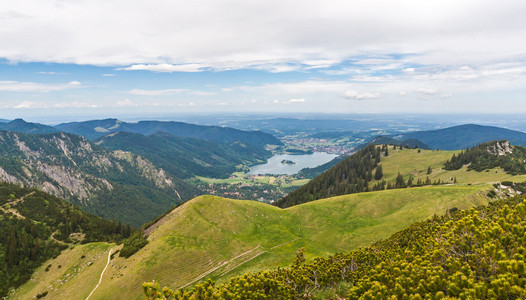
444 140 526 175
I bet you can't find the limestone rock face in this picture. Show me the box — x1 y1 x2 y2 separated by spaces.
0 131 197 226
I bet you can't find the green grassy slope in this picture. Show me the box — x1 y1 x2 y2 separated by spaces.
375 147 526 185
14 146 526 299
14 186 492 300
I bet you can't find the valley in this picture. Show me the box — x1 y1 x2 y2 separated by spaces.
3 2 526 297
2 118 526 299
10 142 526 299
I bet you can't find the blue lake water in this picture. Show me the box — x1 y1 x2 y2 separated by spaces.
248 152 338 175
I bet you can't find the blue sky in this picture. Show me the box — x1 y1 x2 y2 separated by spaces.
1 0 526 120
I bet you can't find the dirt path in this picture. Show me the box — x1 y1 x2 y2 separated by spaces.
85 247 114 300
0 191 35 219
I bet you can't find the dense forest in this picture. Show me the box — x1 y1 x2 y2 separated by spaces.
275 145 384 208
96 131 270 179
144 195 526 299
444 140 526 175
0 183 133 296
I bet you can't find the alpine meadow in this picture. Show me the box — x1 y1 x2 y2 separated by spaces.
2 0 526 299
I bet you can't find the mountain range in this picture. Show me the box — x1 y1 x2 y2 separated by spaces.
0 118 58 134
392 124 526 150
55 118 282 146
0 131 198 226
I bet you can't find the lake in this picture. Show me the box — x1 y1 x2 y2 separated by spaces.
248 152 338 175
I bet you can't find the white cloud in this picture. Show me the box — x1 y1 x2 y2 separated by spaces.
102 73 115 77
416 88 438 95
13 101 47 109
189 91 215 96
0 80 82 92
128 88 214 96
37 71 68 75
1 0 525 73
241 80 351 95
54 101 98 108
342 89 380 100
118 63 207 73
283 98 305 104
128 88 186 96
116 99 137 107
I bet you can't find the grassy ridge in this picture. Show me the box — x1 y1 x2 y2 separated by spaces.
14 146 526 299
376 147 526 184
15 186 491 300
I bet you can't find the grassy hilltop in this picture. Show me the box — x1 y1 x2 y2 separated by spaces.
12 146 526 299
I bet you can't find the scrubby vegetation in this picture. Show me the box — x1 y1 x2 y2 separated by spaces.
143 196 526 299
120 231 149 258
0 183 133 297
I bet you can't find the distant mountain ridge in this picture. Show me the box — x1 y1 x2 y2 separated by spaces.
0 131 198 226
0 118 58 134
393 124 526 150
55 118 283 146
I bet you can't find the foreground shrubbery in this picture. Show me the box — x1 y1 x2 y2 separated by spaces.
143 196 526 299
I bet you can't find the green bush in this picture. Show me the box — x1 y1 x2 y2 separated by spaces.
120 232 148 258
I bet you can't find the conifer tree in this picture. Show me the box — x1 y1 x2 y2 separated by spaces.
374 164 383 180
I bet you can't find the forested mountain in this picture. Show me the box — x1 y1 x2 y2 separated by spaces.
0 118 58 134
394 124 526 150
96 131 271 179
0 183 132 297
365 136 431 149
276 145 383 208
145 195 526 299
55 118 283 146
444 140 526 175
0 131 198 226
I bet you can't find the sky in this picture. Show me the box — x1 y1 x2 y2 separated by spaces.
1 0 526 120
